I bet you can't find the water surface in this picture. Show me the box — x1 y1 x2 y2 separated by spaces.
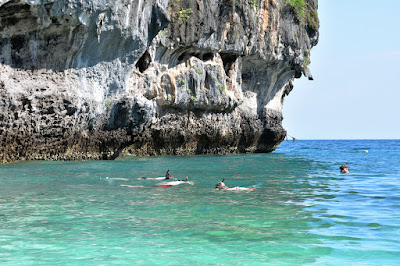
0 140 399 265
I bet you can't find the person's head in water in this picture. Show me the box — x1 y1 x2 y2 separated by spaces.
215 179 228 190
340 164 349 174
178 176 188 182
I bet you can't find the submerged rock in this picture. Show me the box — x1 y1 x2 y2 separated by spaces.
0 0 318 163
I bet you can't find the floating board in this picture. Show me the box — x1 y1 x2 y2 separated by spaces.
159 181 194 186
151 184 172 188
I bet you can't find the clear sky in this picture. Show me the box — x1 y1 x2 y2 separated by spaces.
282 0 400 139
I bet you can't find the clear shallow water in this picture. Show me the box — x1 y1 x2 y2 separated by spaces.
0 140 399 265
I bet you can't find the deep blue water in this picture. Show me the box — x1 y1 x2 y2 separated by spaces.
0 140 399 265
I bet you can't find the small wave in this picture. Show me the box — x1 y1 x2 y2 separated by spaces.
120 185 145 188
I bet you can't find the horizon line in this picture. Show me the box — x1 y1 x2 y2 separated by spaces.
283 138 400 141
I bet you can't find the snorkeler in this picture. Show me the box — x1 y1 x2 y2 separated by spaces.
165 170 174 179
215 179 258 191
215 179 228 190
340 163 349 174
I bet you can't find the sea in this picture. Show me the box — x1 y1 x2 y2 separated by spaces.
0 140 399 265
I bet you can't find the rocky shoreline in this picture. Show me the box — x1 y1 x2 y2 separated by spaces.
0 0 318 163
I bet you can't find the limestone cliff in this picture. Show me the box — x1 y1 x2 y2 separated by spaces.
0 0 318 162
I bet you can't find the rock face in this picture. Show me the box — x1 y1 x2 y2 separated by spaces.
0 0 318 162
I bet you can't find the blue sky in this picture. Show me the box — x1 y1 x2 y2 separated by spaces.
282 0 400 139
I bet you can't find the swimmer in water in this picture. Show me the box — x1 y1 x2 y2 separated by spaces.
340 163 349 174
215 179 228 190
178 176 189 182
165 170 174 179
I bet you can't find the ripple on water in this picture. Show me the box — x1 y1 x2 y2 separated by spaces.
0 140 400 264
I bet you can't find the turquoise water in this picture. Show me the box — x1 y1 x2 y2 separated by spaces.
1 140 399 265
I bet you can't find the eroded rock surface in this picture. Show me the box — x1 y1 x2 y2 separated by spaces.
0 0 318 162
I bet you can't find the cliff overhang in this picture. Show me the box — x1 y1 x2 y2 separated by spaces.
0 0 318 163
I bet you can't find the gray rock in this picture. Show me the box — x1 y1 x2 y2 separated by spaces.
0 0 318 163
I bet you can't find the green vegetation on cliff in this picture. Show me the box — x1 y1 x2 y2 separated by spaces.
286 0 319 32
286 0 306 19
169 0 193 23
306 5 319 32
